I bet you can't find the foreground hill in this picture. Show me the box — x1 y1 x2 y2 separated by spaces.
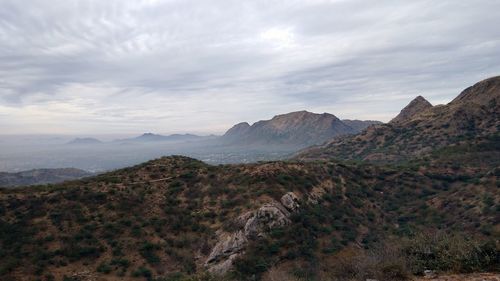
0 155 498 280
0 168 92 187
297 76 500 163
222 111 381 148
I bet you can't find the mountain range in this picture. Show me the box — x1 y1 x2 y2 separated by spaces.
67 137 103 145
70 113 380 149
115 133 212 143
0 76 498 281
298 76 500 163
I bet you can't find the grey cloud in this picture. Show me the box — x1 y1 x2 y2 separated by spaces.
0 0 499 134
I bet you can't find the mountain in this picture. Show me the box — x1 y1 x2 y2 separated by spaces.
67 137 102 145
117 133 208 143
297 76 500 163
222 111 379 148
0 168 92 187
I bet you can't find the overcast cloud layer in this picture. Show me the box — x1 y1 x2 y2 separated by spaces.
1 0 500 134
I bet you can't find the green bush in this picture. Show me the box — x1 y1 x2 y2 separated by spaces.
132 266 152 279
97 262 112 274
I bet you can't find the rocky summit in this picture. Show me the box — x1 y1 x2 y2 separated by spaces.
390 95 433 124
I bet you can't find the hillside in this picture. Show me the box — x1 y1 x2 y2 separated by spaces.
222 111 380 148
297 76 500 163
0 155 498 281
0 168 92 187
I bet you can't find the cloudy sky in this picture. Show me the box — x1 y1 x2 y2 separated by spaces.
1 0 499 135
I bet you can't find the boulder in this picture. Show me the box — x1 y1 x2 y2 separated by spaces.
281 192 300 211
244 203 290 238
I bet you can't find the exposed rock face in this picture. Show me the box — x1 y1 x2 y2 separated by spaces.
281 192 300 211
390 96 433 124
244 203 291 238
205 192 301 274
205 230 247 274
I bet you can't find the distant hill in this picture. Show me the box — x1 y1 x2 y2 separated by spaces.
221 110 380 147
116 133 210 143
0 168 92 187
67 137 102 145
297 76 500 163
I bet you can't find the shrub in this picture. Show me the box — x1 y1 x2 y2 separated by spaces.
97 262 112 274
403 232 499 274
140 242 161 265
132 266 152 279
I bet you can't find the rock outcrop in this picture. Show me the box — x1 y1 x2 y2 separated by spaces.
205 192 301 274
280 192 300 211
204 230 247 275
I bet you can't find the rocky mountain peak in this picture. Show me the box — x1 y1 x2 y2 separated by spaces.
221 110 381 147
223 122 251 138
390 95 433 124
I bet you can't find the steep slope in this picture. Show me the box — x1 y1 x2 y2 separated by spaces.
390 96 433 124
221 111 377 148
0 156 497 280
0 168 92 187
222 122 251 141
297 76 500 163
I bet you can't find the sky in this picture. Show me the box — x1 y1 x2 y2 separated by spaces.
1 0 500 135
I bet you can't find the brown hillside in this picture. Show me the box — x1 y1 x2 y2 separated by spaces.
297 76 500 163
